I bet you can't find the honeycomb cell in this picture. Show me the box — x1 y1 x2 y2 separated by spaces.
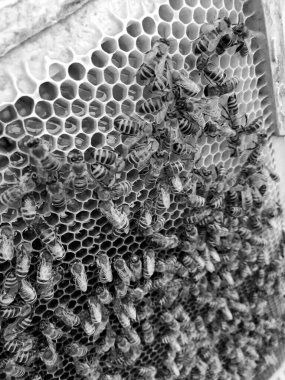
179 7 192 24
98 116 112 133
136 35 151 53
184 54 197 71
234 0 243 12
193 7 206 24
212 0 223 8
106 131 120 147
127 20 142 38
35 100 52 119
72 99 86 116
172 21 185 39
105 101 119 117
65 117 80 134
186 23 199 40
0 155 9 170
6 120 25 139
101 37 118 54
112 51 127 69
168 38 178 54
10 151 28 167
91 50 109 68
121 100 134 115
89 100 104 118
0 104 17 123
57 133 73 150
78 82 94 102
96 84 111 102
172 54 184 70
91 132 105 148
68 62 86 80
87 68 103 85
82 117 96 134
142 17 156 35
113 84 127 101
159 4 174 22
120 67 135 85
128 84 142 101
39 81 58 101
206 7 218 23
24 117 44 135
128 50 143 69
119 34 134 52
75 133 90 150
60 80 77 100
0 136 17 154
15 96 34 116
53 98 70 117
49 62 66 81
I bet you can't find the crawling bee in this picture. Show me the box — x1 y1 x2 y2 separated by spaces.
0 270 19 306
65 342 89 358
20 194 37 225
196 53 227 85
39 341 60 371
0 303 31 319
87 296 102 324
108 180 132 199
141 320 155 344
113 258 133 286
143 249 155 279
96 252 113 283
172 70 201 98
204 77 239 97
16 242 32 279
126 137 160 171
96 285 113 304
129 252 142 281
4 313 33 341
216 33 237 55
70 260 88 292
138 91 174 124
88 146 118 167
237 115 263 135
150 233 179 250
55 305 80 327
66 149 92 193
37 250 53 287
89 162 116 187
46 173 68 213
19 278 37 304
0 225 14 264
99 200 130 234
203 120 235 138
40 320 65 340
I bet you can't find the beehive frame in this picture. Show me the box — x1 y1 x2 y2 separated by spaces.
0 0 285 379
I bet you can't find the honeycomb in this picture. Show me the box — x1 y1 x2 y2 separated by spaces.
0 0 285 379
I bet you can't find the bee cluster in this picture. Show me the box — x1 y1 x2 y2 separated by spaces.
0 0 284 379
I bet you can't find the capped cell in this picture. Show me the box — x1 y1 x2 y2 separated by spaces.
60 80 77 100
72 99 87 116
179 38 191 55
172 21 185 39
159 4 174 22
15 96 34 116
127 20 142 37
46 117 63 135
53 98 70 117
179 7 192 24
89 100 104 118
68 62 86 80
186 23 199 40
65 117 80 134
35 100 52 119
104 66 119 84
157 22 171 38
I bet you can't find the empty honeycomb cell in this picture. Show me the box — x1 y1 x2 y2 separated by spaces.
78 82 94 102
96 84 111 102
24 116 44 135
65 116 80 134
136 35 151 54
49 62 66 81
87 69 103 87
0 104 17 123
159 4 174 22
14 96 34 117
68 62 86 81
89 100 104 118
186 23 199 40
75 133 89 150
60 80 77 100
46 117 63 135
82 117 96 134
53 98 70 117
119 34 134 52
61 232 74 244
106 131 120 146
179 37 191 55
83 199 97 211
82 237 94 247
92 50 109 69
57 133 73 151
39 82 58 102
104 66 119 85
193 7 206 24
128 50 143 69
105 101 119 117
126 168 139 182
0 155 9 170
142 17 156 35
120 67 135 85
91 132 105 148
6 120 25 139
98 116 112 133
35 100 53 119
113 84 127 101
172 21 185 39
72 99 87 116
172 54 184 70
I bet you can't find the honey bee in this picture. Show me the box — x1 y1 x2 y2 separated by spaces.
215 33 237 55
142 249 155 279
4 333 34 354
0 302 31 319
87 296 102 324
99 200 130 234
141 320 155 344
39 342 60 371
138 92 174 124
113 300 130 328
4 313 33 341
123 326 141 346
89 163 116 187
89 146 118 167
172 70 201 98
46 173 68 213
196 53 227 85
79 311 96 336
113 257 133 286
15 244 31 280
129 252 142 281
40 320 65 340
237 115 263 135
204 77 239 97
37 250 53 286
1 269 19 306
20 194 37 225
66 149 93 194
116 335 131 353
0 225 14 265
4 360 31 378
96 252 113 283
55 305 80 327
65 342 89 358
193 17 231 55
96 285 113 304
150 233 179 250
109 180 132 199
70 260 88 292
114 278 128 299
126 137 160 171
19 279 37 304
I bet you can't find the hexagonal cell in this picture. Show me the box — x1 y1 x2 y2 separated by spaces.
121 100 134 115
0 104 17 123
136 35 151 53
91 132 105 148
82 117 96 134
172 21 185 39
53 98 70 117
57 133 74 151
111 51 127 68
106 131 120 147
179 38 191 55
98 116 112 133
184 54 197 71
142 17 156 35
65 117 80 134
104 66 119 84
186 23 199 40
179 7 192 24
15 96 34 116
120 67 135 85
68 62 86 80
10 151 28 168
87 68 103 86
159 4 174 22
96 84 112 102
157 22 171 39
5 120 25 140
35 100 52 119
91 50 109 68
46 117 63 135
128 84 142 101
0 155 9 170
193 7 206 24
118 34 134 52
72 99 86 116
89 100 104 118
105 101 119 117
49 62 66 81
24 117 44 135
0 136 16 153
75 133 90 150
113 84 127 101
39 81 58 101
128 50 143 69
101 37 118 53
172 54 184 70
60 80 77 100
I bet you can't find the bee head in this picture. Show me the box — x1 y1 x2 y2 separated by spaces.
26 137 41 148
67 149 83 164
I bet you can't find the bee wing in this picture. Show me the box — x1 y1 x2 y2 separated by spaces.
154 105 168 124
